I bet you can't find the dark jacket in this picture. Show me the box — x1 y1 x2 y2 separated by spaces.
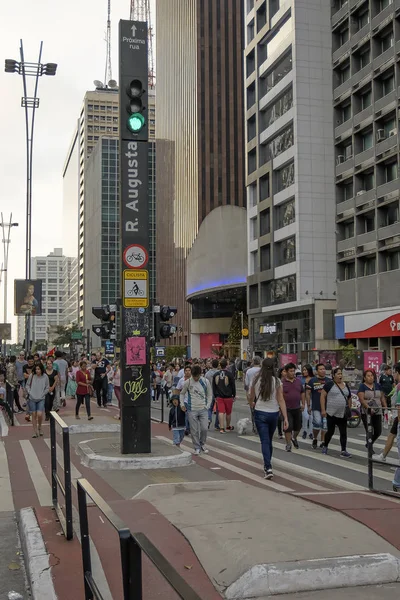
169 404 186 429
212 369 236 399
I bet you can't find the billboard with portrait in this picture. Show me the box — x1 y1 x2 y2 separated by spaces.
14 279 43 316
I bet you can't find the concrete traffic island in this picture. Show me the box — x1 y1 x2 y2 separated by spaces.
76 434 192 470
134 480 400 598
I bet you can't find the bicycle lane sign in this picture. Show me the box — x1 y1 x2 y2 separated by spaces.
123 270 149 308
123 244 148 269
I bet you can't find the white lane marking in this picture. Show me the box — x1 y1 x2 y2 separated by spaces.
206 435 365 491
320 439 400 463
293 491 363 496
156 436 293 493
243 436 395 483
201 441 327 491
90 400 110 412
0 411 9 437
0 441 14 510
43 438 81 489
19 440 52 506
131 480 239 500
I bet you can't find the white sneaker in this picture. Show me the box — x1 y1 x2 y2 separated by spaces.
195 448 201 455
376 453 386 462
201 446 209 454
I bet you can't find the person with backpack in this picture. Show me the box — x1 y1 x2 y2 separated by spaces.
179 365 212 454
320 367 352 458
212 358 236 433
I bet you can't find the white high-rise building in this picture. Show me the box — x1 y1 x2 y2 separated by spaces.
31 248 78 343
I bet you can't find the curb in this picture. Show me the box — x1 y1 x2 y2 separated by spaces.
68 423 120 434
17 507 57 600
225 553 400 598
76 437 193 470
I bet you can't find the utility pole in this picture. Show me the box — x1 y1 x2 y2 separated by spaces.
119 20 151 453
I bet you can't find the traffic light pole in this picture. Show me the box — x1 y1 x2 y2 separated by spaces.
119 20 151 454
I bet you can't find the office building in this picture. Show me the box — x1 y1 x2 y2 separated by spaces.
31 248 78 343
331 0 400 361
245 0 337 357
156 0 247 356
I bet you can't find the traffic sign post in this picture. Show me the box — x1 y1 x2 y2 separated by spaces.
119 20 151 454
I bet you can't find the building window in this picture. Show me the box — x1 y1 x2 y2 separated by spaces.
338 25 349 47
382 72 395 96
260 208 271 236
275 161 294 191
383 250 400 271
341 102 351 123
248 149 257 174
359 45 371 68
256 3 266 32
275 198 295 228
261 124 293 163
247 82 256 108
248 183 257 208
379 202 399 226
357 6 369 30
362 130 373 150
380 28 394 53
247 19 255 43
339 218 354 239
260 245 271 271
343 179 353 201
359 211 375 233
260 50 292 97
340 63 350 84
361 88 372 109
260 174 270 201
385 161 398 182
359 256 376 277
379 0 393 12
247 116 256 142
249 284 259 309
265 275 296 306
250 217 257 241
339 261 356 280
246 49 255 77
359 170 374 191
323 310 336 340
261 87 293 129
276 236 296 266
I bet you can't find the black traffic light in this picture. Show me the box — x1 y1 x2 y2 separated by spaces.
92 304 116 340
120 75 148 141
155 305 177 341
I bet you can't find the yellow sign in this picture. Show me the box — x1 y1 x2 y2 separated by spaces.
242 328 249 337
123 270 149 308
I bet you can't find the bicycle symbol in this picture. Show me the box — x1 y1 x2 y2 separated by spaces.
127 252 144 264
127 282 144 296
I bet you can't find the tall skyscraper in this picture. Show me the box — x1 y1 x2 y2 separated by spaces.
332 0 400 361
156 0 247 355
244 0 337 356
31 248 78 344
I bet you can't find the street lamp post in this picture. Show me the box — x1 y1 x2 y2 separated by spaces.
5 40 57 353
0 213 19 355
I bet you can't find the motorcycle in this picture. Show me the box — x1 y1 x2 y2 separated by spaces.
347 394 361 428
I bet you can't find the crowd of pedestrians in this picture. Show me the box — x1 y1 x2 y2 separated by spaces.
0 350 122 436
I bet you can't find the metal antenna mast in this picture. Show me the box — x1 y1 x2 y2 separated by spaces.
130 0 155 88
104 0 113 84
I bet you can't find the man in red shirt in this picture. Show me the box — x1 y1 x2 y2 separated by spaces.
282 363 305 451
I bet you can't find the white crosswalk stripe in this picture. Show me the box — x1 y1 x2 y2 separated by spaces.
155 436 294 492
19 440 52 506
43 438 82 489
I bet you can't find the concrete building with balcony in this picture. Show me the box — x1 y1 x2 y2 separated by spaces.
245 0 337 358
332 0 400 361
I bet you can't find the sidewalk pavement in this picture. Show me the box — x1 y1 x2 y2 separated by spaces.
275 584 400 599
0 511 28 599
3 403 400 598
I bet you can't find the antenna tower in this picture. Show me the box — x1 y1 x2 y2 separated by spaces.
104 0 113 84
130 0 155 88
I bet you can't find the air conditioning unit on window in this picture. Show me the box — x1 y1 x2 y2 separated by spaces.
336 155 345 165
377 129 386 141
357 190 366 196
388 128 397 137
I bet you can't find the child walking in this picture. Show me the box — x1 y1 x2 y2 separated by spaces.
168 394 186 446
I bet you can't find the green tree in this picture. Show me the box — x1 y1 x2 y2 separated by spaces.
52 324 81 347
228 312 242 345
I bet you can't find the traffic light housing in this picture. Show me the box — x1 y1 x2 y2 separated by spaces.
121 75 148 140
155 306 177 341
92 304 116 340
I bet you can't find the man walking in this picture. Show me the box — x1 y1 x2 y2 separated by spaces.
53 350 69 408
179 365 212 454
92 352 109 408
212 358 236 433
282 362 304 451
306 363 330 449
205 358 220 430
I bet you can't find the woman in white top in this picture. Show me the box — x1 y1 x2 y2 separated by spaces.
249 358 288 480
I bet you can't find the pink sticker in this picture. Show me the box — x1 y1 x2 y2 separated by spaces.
126 337 146 365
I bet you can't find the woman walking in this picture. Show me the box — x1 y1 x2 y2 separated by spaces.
301 364 314 439
358 369 387 453
249 358 288 479
75 360 93 420
6 356 24 413
25 363 49 438
45 359 59 421
320 367 352 458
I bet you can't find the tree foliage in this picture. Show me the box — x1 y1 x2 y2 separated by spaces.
52 324 81 347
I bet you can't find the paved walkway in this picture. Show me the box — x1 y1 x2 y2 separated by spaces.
1 397 400 598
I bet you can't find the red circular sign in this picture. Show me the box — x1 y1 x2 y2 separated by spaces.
123 244 148 269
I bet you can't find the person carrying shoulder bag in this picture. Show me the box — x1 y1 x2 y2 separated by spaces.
320 367 352 458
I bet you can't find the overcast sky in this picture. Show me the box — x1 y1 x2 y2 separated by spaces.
0 0 155 341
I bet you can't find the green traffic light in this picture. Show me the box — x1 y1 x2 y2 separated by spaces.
127 113 145 133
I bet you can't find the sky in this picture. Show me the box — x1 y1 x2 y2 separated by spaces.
0 0 155 342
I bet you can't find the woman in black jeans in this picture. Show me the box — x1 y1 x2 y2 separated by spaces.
320 368 352 458
358 369 387 454
45 359 59 420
